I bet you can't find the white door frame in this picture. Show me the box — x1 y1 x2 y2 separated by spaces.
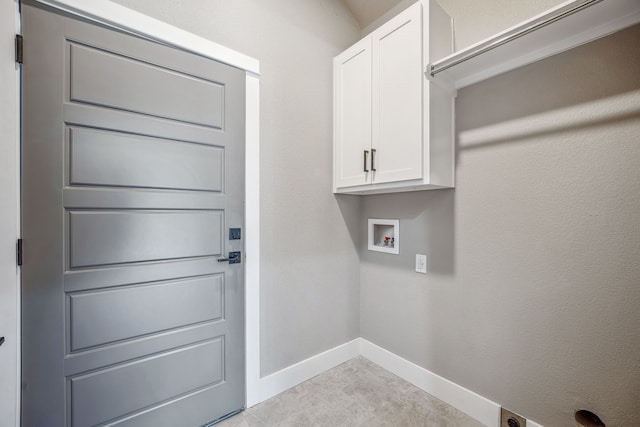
3 2 262 424
0 2 21 426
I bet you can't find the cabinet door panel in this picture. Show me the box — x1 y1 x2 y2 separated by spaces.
372 2 423 184
334 38 372 189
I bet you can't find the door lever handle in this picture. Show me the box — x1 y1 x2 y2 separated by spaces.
218 251 241 264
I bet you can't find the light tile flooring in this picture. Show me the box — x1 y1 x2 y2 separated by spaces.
216 357 485 427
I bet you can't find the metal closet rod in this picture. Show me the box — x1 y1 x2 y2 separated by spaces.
429 0 603 76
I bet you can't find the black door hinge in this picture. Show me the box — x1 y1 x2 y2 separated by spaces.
16 34 23 64
17 239 23 266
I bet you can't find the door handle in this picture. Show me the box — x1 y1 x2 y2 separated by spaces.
218 251 241 264
363 150 369 172
371 149 376 172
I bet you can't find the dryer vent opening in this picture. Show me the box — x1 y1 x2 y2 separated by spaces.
575 410 605 427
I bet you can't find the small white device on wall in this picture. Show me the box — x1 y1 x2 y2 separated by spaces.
368 219 399 254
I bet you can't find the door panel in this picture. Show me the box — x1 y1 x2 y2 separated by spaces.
69 43 224 128
372 2 423 183
22 2 245 426
69 127 224 192
333 37 372 188
67 210 224 268
70 339 223 427
68 275 223 351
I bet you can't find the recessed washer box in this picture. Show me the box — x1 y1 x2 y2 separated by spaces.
368 219 399 254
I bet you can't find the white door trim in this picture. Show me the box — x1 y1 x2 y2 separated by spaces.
244 74 262 407
0 2 21 426
14 0 262 415
32 0 259 74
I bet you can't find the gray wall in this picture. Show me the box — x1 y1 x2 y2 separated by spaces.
360 23 640 427
110 0 363 376
362 0 564 41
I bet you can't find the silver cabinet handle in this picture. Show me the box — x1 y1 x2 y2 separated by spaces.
364 150 369 172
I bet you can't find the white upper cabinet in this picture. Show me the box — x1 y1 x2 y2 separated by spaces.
334 37 372 188
333 0 455 195
371 2 423 185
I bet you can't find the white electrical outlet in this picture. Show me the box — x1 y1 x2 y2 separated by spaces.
415 254 427 274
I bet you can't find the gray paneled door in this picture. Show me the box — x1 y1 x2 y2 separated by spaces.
21 2 245 426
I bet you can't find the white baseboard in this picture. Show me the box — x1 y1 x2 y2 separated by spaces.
249 338 545 427
359 338 501 427
250 338 360 406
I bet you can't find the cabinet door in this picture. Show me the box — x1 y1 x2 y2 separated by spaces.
334 37 372 189
372 2 423 184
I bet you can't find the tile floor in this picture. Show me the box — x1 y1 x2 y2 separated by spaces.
216 356 485 427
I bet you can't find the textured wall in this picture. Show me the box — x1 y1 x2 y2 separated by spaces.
361 0 564 41
110 0 363 376
434 0 564 49
360 22 640 426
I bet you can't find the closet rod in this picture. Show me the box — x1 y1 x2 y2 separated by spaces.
429 0 602 76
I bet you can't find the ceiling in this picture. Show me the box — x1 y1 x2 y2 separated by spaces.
342 0 406 30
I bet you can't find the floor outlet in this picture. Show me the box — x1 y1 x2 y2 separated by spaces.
500 408 526 427
415 254 427 274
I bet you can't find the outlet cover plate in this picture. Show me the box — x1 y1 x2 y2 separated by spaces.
501 408 526 427
415 254 427 273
